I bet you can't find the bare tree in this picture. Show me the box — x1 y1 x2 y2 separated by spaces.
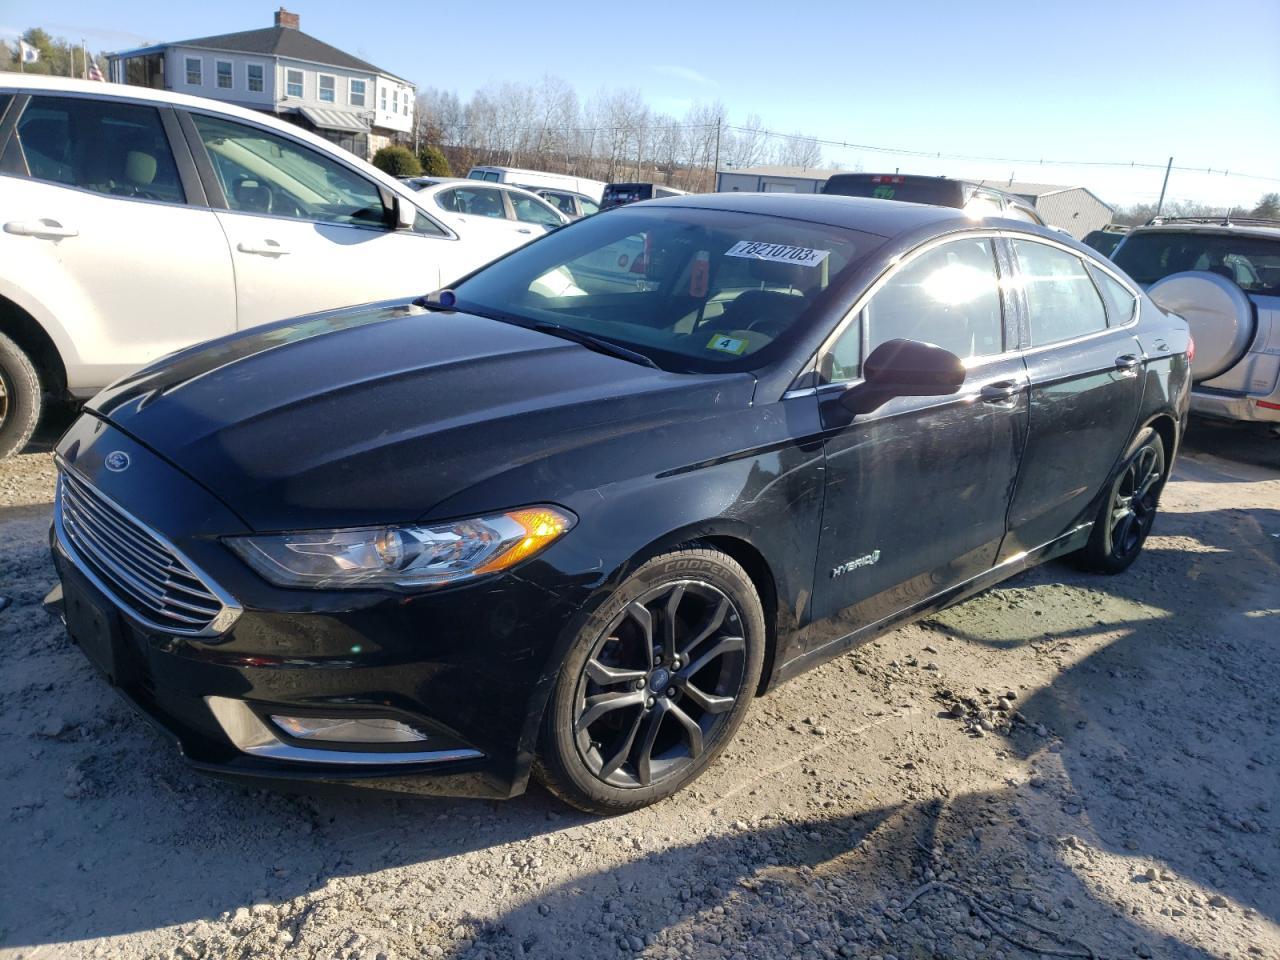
772 132 823 170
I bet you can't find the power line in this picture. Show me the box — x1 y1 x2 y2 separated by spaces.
723 125 1280 185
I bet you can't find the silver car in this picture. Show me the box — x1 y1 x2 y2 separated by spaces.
1113 217 1280 433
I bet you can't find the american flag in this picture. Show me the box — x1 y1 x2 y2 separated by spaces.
86 57 105 82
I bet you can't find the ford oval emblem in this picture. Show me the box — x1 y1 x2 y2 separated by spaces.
104 451 130 472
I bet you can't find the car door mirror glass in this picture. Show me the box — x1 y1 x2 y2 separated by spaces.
839 338 965 415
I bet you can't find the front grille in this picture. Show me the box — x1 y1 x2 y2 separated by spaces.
57 468 236 635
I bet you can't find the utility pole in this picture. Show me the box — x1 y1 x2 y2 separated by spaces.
712 117 722 192
1155 156 1173 217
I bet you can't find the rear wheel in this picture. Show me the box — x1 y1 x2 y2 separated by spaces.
1077 429 1166 574
534 549 765 814
0 332 42 460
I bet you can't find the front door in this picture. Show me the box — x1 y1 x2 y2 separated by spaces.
185 111 457 329
0 94 235 389
999 237 1145 559
807 235 1028 649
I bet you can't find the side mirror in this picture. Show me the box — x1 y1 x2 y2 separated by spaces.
393 195 417 230
839 338 966 415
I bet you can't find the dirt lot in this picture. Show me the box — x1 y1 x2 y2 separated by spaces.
1 419 1276 960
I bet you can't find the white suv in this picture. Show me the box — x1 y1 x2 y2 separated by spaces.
1113 217 1280 434
0 77 491 458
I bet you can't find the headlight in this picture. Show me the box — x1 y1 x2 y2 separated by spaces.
226 506 575 589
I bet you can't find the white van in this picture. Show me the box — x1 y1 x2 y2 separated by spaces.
466 166 606 204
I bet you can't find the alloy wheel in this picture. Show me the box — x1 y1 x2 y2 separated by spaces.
573 580 747 789
1108 444 1162 560
0 369 9 431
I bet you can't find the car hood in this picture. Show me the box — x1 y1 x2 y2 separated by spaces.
88 302 753 530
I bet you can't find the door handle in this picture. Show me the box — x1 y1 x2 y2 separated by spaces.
1114 354 1143 373
236 239 290 257
979 380 1022 403
516 228 533 235
4 219 79 240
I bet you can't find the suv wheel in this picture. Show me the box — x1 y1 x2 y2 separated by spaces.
0 332 41 459
534 548 765 814
1077 428 1166 574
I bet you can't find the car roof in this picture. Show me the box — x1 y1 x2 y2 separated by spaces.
641 192 992 238
1128 219 1280 239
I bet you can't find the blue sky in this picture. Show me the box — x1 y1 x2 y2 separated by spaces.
4 0 1278 207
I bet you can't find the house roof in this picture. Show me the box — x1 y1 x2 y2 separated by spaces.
117 26 408 84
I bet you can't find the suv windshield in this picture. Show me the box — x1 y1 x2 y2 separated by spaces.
1113 230 1280 296
451 207 879 372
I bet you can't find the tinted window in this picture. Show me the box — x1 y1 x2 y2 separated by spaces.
1013 240 1108 345
436 187 507 219
1088 265 1137 325
511 193 562 226
823 174 966 207
863 237 1005 361
452 207 880 373
580 198 599 216
13 96 184 205
1112 230 1280 296
192 113 387 227
0 94 12 122
544 192 576 215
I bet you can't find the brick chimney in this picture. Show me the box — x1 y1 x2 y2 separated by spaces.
274 7 299 29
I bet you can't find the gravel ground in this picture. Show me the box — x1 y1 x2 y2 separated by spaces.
0 417 1276 960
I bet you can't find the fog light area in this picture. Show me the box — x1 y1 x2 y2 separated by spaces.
270 716 430 744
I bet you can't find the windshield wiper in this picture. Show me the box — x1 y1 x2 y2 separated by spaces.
528 320 660 369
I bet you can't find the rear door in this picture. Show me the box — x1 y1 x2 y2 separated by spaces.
0 92 234 390
999 237 1144 559
184 110 459 329
807 234 1029 645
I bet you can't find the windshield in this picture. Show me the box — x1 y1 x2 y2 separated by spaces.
1113 230 1280 296
823 175 966 208
451 206 879 372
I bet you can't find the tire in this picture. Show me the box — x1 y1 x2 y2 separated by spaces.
1076 429 1166 574
0 331 42 460
533 548 766 814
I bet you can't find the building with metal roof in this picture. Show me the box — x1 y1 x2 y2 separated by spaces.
975 180 1115 238
106 8 414 160
715 165 843 195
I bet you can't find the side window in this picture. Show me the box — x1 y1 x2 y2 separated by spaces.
437 187 506 219
192 113 388 227
823 313 863 383
511 193 562 226
580 198 599 216
185 57 202 86
216 60 233 89
1012 240 1108 345
11 96 185 205
546 192 575 215
286 69 303 99
246 64 264 93
864 237 1005 361
349 79 366 107
318 75 335 104
962 192 1003 218
1088 264 1137 326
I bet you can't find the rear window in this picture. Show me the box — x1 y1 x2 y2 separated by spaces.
604 184 651 204
1113 231 1280 296
823 175 966 208
451 206 883 373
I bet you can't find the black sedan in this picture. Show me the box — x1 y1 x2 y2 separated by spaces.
47 194 1191 813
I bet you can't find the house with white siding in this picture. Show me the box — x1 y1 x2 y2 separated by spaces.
106 8 414 160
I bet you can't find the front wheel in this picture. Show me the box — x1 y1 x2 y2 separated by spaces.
0 332 42 460
534 548 765 814
1076 429 1166 574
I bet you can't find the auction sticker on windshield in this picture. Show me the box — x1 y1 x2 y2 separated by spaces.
725 241 830 267
707 333 749 355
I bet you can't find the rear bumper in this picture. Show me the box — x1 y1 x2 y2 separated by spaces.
1190 388 1280 424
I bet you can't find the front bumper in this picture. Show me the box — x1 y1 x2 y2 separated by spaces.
48 417 594 799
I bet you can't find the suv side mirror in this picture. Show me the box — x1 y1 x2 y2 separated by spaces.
840 338 966 415
392 195 417 230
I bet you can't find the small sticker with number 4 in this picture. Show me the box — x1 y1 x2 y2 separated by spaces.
707 333 748 355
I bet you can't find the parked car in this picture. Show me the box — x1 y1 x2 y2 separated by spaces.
531 187 599 220
0 77 480 459
1111 216 1280 433
823 173 1047 225
600 182 689 210
1082 224 1130 258
466 165 606 203
46 193 1190 813
415 179 570 258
